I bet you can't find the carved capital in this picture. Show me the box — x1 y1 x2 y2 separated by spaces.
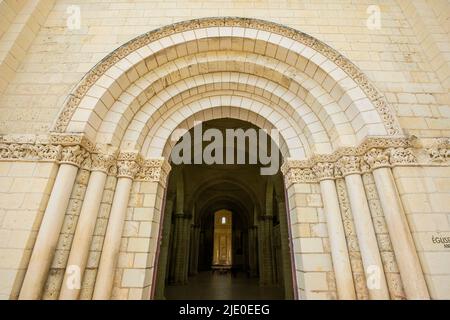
60 145 90 167
336 156 362 176
312 162 335 181
116 150 140 178
364 148 390 170
117 160 140 179
136 158 171 184
91 153 116 173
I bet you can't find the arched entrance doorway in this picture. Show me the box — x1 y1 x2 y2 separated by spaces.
153 118 295 299
16 17 429 301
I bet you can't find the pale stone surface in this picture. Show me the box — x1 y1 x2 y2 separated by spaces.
0 0 449 301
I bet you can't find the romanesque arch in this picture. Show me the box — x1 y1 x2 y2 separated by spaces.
15 17 430 300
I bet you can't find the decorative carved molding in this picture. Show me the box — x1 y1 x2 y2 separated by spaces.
335 178 370 300
336 156 362 176
60 145 91 167
388 147 416 165
0 134 447 183
116 152 140 178
283 167 316 186
49 133 97 153
0 143 61 161
52 17 400 135
91 153 116 173
281 137 434 183
364 148 390 170
136 158 172 184
117 160 140 179
312 162 335 181
426 138 450 163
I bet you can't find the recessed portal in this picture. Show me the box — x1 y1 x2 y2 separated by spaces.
154 119 295 300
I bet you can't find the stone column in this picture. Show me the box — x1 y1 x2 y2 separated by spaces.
168 216 179 282
172 214 190 284
191 226 200 275
189 225 195 275
276 197 295 299
313 163 356 300
183 217 191 283
259 216 275 286
337 156 389 300
59 153 114 300
247 227 257 277
154 198 174 299
92 155 139 300
365 148 429 299
19 145 88 300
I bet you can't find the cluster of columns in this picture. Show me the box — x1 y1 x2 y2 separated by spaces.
18 140 430 300
304 148 430 300
19 147 169 300
19 145 89 299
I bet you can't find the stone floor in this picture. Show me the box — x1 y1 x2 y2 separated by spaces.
165 271 285 300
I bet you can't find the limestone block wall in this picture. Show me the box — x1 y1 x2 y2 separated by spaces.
398 0 450 89
287 182 337 300
394 166 450 299
0 0 448 138
0 0 55 94
0 161 57 299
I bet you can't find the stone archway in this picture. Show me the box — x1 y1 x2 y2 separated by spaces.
15 17 430 300
152 118 296 300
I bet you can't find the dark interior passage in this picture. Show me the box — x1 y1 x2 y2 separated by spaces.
153 119 294 300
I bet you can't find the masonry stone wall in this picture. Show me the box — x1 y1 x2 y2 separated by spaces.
394 166 450 299
0 0 449 137
287 182 336 300
0 0 449 300
0 161 57 299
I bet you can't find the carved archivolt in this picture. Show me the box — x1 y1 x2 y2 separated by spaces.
52 17 400 135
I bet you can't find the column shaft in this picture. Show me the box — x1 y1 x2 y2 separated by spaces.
319 179 356 299
93 177 132 299
59 170 107 300
172 215 187 284
19 163 78 299
154 199 174 299
372 167 429 299
277 201 295 299
183 218 191 283
260 218 275 285
344 173 389 299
